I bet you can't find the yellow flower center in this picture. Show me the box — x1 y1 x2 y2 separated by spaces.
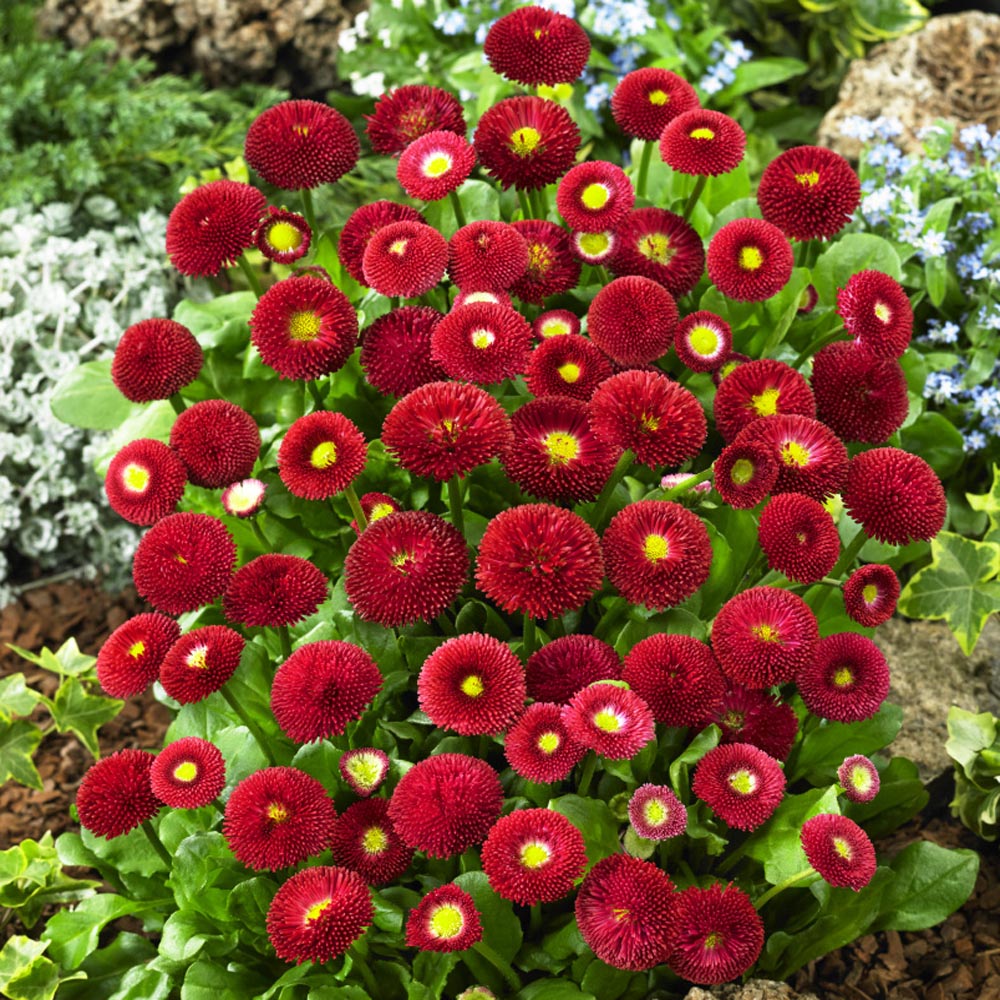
186 646 209 670
292 124 310 138
362 826 388 854
429 904 464 939
833 836 852 860
581 183 610 210
728 769 757 795
688 325 719 356
388 239 409 256
460 674 485 698
288 310 322 342
795 171 820 187
781 441 811 467
174 552 188 565
640 412 660 433
423 153 452 177
719 359 740 379
267 221 303 253
704 931 723 949
537 731 560 754
390 550 414 572
690 127 715 140
173 761 198 783
127 640 146 659
730 458 754 485
520 842 551 869
305 898 332 923
637 233 673 264
347 754 383 788
578 232 611 257
543 431 579 465
851 768 872 791
593 709 623 733
310 441 337 469
643 533 669 562
833 666 854 687
122 463 150 492
874 301 890 323
739 246 764 271
612 906 630 922
751 623 780 643
751 387 780 417
510 126 542 157
643 799 668 826
648 89 668 106
470 328 495 349
862 583 878 604
267 802 289 823
370 503 396 522
541 319 571 337
557 361 581 383
528 241 554 275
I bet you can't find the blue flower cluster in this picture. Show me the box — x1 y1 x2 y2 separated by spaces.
699 39 752 96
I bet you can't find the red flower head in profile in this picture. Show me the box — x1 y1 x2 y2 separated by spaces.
797 632 890 723
221 478 267 518
158 625 245 705
254 207 311 264
707 218 794 302
562 682 655 760
801 814 877 891
169 399 260 490
112 318 202 403
524 333 613 401
245 100 359 189
843 563 900 628
430 301 533 385
525 634 621 705
660 109 746 176
448 221 530 293
556 160 635 233
692 742 786 831
360 306 447 397
397 130 477 202
628 784 687 840
836 270 913 358
611 208 704 298
105 439 187 526
362 220 449 299
587 275 677 365
277 411 367 500
339 748 391 797
223 554 327 629
484 5 590 86
758 492 840 584
674 311 732 373
406 884 482 952
150 737 226 809
97 612 180 699
330 798 414 885
838 754 881 804
534 309 580 340
611 67 700 141
77 749 162 839
338 201 425 285
504 702 586 783
707 684 799 762
365 85 467 156
712 358 816 444
508 220 581 304
713 439 780 510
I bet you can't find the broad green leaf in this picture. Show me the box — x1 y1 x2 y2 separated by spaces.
714 57 807 101
0 674 42 721
42 895 151 970
580 958 636 999
50 360 134 430
924 256 948 307
453 871 522 962
408 952 457 1000
173 292 255 350
547 795 621 871
49 677 124 757
812 235 902 306
54 933 158 1000
180 957 272 1000
668 725 721 798
0 718 43 790
788 703 903 783
516 980 597 1000
898 411 964 478
95 401 176 477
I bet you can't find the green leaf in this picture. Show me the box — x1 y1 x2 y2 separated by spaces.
49 677 124 757
668 725 721 798
0 936 83 1000
713 57 807 101
812 235 902 306
580 959 636 999
180 957 271 1000
0 718 43 790
54 933 159 1000
547 795 621 872
5 639 95 678
946 706 998 776
966 464 1000 543
788 704 903 783
924 256 948 308
898 411 964 478
0 674 42 721
42 895 149 970
844 757 927 839
516 980 597 1000
173 293 255 350
452 871 522 962
408 952 457 1000
50 359 136 430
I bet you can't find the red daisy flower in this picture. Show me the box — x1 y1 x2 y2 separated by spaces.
674 311 731 373
430 301 533 385
474 96 580 191
397 130 477 202
360 306 446 397
589 369 707 469
525 634 621 705
168 399 260 490
417 632 526 736
365 85 467 157
76 749 161 839
508 220 581 304
221 478 267 518
575 854 675 971
277 411 367 500
267 865 373 965
838 755 880 804
714 352 751 385
159 625 245 705
666 882 764 984
388 753 503 858
166 180 266 277
448 221 530 293
610 208 704 298
338 201 425 285
453 289 513 309
96 613 180 699
406 884 482 952
112 318 202 403
611 67 700 141
254 207 311 265
150 737 226 809
249 274 359 381
481 807 587 905
758 492 840 584
797 632 890 723
757 145 861 241
711 586 819 688
339 748 391 798
534 309 580 340
476 504 605 619
245 100 359 190
712 358 816 444
562 683 655 760
842 447 946 545
692 742 786 831
362 220 449 299
133 512 236 615
707 218 794 302
571 228 619 266
223 554 327 629
104 439 186 526
629 784 687 840
524 334 613 402
707 685 799 762
330 798 414 885
836 270 913 358
587 275 678 365
457 990 495 1000
713 439 780 510
659 109 746 176
344 511 469 627
484 5 590 86
801 814 877 891
504 701 586 783
352 492 402 534
556 161 634 233
843 563 900 628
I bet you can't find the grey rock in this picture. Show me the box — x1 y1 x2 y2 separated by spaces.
682 979 820 1000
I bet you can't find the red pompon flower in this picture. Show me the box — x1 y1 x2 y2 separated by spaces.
708 685 799 762
366 85 467 157
339 748 391 797
525 333 613 401
692 743 786 831
382 381 513 481
525 634 621 705
353 492 403 533
758 492 840 584
713 358 816 444
504 702 586 782
674 311 731 373
589 369 707 469
249 275 359 381
713 439 780 510
611 67 700 141
711 586 819 688
666 883 764 984
223 554 327 629
166 180 266 277
159 625 245 704
836 270 913 358
245 100 359 190
603 500 713 612
360 306 446 397
838 755 881 804
714 352 751 385
843 563 900 628
330 798 414 885
448 221 530 293
430 302 533 385
338 201 425 285
628 784 687 840
221 478 267 518
707 218 794 302
271 641 382 742
481 807 587 905
267 865 372 965
133 512 236 615
797 632 890 723
622 633 725 727
610 208 704 298
406 884 482 952
476 504 604 619
344 511 469 627
811 341 909 443
801 814 877 891
484 5 590 86
418 633 526 736
575 854 675 970
758 145 861 241
169 399 260 490
77 749 161 839
277 411 367 500
254 207 311 264
362 220 449 299
150 737 226 809
389 753 503 858
572 228 619 265
501 396 619 503
842 447 946 545
534 309 580 340
97 613 180 699
398 130 477 202
660 109 746 176
562 683 655 760
105 439 187 526
587 275 677 365
112 318 202 402
556 161 635 233
474 96 580 191
508 220 581 304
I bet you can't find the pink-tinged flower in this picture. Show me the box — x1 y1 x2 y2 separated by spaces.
338 201 425 285
330 798 414 885
661 472 713 495
508 220 581 304
758 492 840 584
707 685 799 762
556 160 635 233
249 274 359 381
712 358 816 444
271 641 382 743
150 737 226 809
169 399 260 490
562 683 655 760
458 990 496 1000
660 109 746 176
133 512 236 615
398 130 477 201
448 221 530 293
481 807 587 905
628 784 687 840
504 702 586 782
351 492 403 534
838 755 881 804
254 207 311 264
534 309 580 340
571 228 619 266
405 884 482 952
159 625 245 705
245 100 359 190
713 439 779 510
430 302 533 385
714 352 751 385
707 218 794 302
365 85 466 157
524 334 613 402
362 220 449 299
221 478 267 518
112 318 202 403
484 5 590 86
360 306 446 397
711 586 819 688
610 208 704 298
104 439 187 526
587 275 678 365
693 743 786 831
843 563 900 628
277 411 367 500
166 180 266 276
666 883 764 984
842 447 946 546
525 634 621 705
77 749 162 839
388 753 503 858
836 270 913 358
344 511 469 628
674 311 731 373
453 289 513 309
339 748 391 797
797 632 890 723
97 613 180 699
801 814 877 890
418 633 526 736
575 854 675 970
223 554 327 628
611 67 700 141
266 865 373 965
476 504 605 619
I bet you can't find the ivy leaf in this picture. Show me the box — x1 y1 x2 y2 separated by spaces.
5 638 95 678
49 678 124 758
0 937 61 1000
41 895 147 970
0 719 43 790
0 675 43 722
966 464 1000 544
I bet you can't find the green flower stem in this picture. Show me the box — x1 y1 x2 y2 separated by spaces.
471 941 522 992
517 187 533 220
250 518 270 552
389 296 401 310
277 625 293 662
530 903 543 937
591 449 634 530
211 798 227 818
447 475 466 541
168 393 187 415
300 187 318 235
448 189 468 229
595 264 611 286
535 185 550 220
220 685 276 766
661 466 714 501
236 254 264 299
348 940 380 996
809 525 869 620
436 610 455 635
576 752 597 797
522 613 537 660
792 327 843 370
141 820 172 869
682 174 708 222
755 867 815 910
528 187 544 221
308 381 326 410
344 484 368 532
636 140 654 201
